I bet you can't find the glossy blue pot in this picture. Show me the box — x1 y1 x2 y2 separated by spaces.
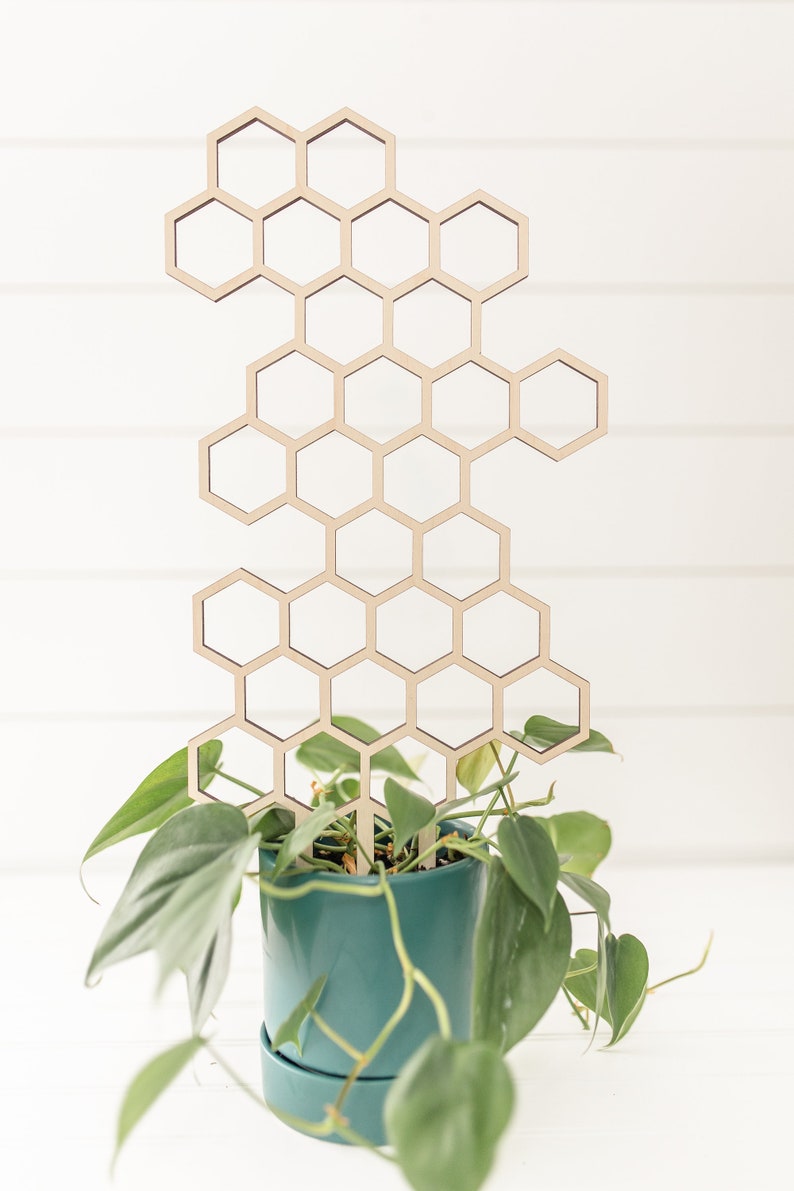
258 820 484 1144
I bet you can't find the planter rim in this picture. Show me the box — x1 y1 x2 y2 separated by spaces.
259 817 477 887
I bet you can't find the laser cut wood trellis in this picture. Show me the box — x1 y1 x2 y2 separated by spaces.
165 108 608 872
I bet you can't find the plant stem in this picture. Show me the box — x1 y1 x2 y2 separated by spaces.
647 931 714 993
209 767 270 802
561 985 590 1031
310 1011 365 1061
490 742 516 811
339 813 375 871
205 1043 266 1110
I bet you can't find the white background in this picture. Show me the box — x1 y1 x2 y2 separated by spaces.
0 2 792 1189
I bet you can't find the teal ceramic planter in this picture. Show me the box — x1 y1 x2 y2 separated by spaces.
259 821 485 1144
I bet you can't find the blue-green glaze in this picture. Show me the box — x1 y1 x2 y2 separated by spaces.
259 820 485 1141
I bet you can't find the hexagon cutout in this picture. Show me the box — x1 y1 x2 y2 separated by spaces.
440 198 522 292
331 661 406 741
393 281 471 367
290 583 367 667
201 576 280 667
416 664 494 749
503 665 583 747
241 506 326 592
376 589 453 673
432 362 510 449
383 436 460 523
352 200 429 287
423 514 502 600
519 356 603 456
256 350 335 438
207 424 286 517
336 510 414 595
175 200 253 290
216 119 296 208
463 592 542 677
307 118 387 208
194 723 275 805
263 199 340 286
245 657 320 740
305 278 383 364
296 431 372 519
344 357 422 443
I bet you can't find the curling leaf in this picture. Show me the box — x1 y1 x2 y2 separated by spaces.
272 974 328 1057
537 811 612 877
384 778 435 854
456 741 500 795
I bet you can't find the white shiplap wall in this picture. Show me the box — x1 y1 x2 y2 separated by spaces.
2 0 793 869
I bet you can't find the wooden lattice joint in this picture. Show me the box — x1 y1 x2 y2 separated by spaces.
166 109 608 870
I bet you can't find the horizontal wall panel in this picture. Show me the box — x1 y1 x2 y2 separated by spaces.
5 293 794 430
1 435 790 571
7 714 792 870
3 4 794 140
1 577 791 713
3 145 794 285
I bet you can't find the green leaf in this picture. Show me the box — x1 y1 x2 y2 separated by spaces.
537 811 612 876
472 859 571 1052
384 778 436 854
385 1036 514 1191
497 814 560 930
272 974 327 1057
86 802 249 983
564 947 606 1020
517 715 616 754
247 804 295 841
114 1037 204 1169
604 933 649 1047
295 718 418 781
272 801 341 877
456 741 500 795
152 834 256 990
558 870 611 929
81 741 222 876
185 909 232 1033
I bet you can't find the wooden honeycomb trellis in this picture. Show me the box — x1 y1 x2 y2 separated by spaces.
165 107 608 871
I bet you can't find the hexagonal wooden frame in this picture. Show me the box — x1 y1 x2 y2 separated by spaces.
168 108 608 870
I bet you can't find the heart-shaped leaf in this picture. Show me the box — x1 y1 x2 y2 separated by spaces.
86 802 249 982
81 741 222 878
272 801 341 877
456 740 501 795
564 947 606 1020
604 933 649 1047
498 814 560 930
272 974 328 1057
472 859 571 1052
537 811 612 876
296 718 418 781
385 1036 514 1191
518 715 616 754
384 778 435 854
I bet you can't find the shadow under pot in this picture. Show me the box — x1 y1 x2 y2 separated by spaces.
258 819 485 1145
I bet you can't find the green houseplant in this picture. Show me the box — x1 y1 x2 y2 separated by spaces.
82 714 708 1190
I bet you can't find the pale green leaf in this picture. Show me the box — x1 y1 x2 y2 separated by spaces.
272 974 328 1057
537 811 612 877
296 718 418 781
498 814 560 930
472 859 571 1052
385 1036 514 1191
185 909 232 1033
456 741 500 795
564 947 607 1021
384 778 435 854
153 834 256 990
558 870 611 929
86 802 249 983
114 1037 204 1168
272 801 340 877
